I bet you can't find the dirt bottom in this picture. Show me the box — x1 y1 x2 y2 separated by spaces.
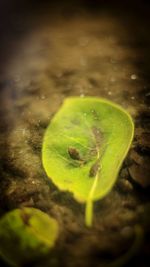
0 2 150 267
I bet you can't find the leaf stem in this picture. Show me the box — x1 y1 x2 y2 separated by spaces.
85 199 93 227
85 136 101 227
85 170 99 227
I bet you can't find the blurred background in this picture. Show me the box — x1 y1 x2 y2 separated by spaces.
0 1 150 267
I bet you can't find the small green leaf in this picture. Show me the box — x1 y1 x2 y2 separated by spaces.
42 97 134 227
0 208 59 266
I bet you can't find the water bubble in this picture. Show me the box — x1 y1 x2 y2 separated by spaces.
131 74 137 80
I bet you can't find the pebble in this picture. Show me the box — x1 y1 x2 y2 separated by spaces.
117 179 133 193
120 168 129 179
129 163 150 188
129 149 142 165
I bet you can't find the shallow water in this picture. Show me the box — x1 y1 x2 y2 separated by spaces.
0 1 150 267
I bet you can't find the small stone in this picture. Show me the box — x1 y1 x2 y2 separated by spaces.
120 168 129 179
117 179 133 193
19 197 34 207
129 149 143 165
129 162 150 188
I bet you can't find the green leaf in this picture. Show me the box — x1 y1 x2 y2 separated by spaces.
0 208 59 266
42 97 134 227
